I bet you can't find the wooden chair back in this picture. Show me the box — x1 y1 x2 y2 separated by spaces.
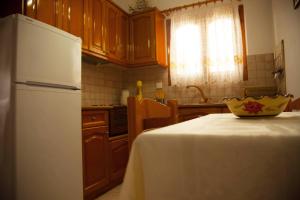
127 97 178 150
290 98 300 111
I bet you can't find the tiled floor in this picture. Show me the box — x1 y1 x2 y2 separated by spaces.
95 185 121 200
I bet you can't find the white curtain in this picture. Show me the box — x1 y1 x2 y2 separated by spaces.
170 3 244 87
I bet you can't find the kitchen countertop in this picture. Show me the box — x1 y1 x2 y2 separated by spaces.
82 105 127 110
178 103 227 108
82 103 227 110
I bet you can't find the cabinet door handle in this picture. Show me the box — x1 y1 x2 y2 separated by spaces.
148 39 150 49
91 116 97 120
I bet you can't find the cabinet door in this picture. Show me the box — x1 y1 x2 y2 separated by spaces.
26 0 57 26
83 127 109 195
62 0 84 38
82 0 89 50
109 136 129 184
105 1 118 60
130 12 156 65
88 0 106 55
117 12 129 62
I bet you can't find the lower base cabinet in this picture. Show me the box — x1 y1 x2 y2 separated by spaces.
109 135 129 186
82 109 129 200
83 127 110 200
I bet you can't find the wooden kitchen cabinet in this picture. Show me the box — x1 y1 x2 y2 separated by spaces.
105 1 129 64
82 110 110 199
117 12 129 62
55 0 84 38
109 135 129 185
1 1 165 67
105 1 118 60
83 127 110 199
129 8 167 67
87 0 107 56
82 108 129 199
23 0 86 43
26 0 57 26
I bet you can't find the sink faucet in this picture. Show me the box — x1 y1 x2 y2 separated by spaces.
186 85 208 103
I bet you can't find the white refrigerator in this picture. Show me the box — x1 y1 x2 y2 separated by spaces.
0 14 83 200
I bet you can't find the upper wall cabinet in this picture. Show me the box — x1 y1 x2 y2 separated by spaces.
129 8 167 67
105 1 119 60
26 0 57 26
105 1 129 64
87 0 106 56
83 0 129 64
1 1 165 68
25 0 85 40
56 0 84 38
117 13 129 62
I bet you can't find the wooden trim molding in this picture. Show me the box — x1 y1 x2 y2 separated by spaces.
162 0 241 15
166 19 171 86
238 5 248 81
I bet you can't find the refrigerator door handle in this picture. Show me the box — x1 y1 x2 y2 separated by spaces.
20 81 80 90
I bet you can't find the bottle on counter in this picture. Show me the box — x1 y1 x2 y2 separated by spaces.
155 81 165 104
136 80 143 101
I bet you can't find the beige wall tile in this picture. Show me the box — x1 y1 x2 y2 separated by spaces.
82 53 277 106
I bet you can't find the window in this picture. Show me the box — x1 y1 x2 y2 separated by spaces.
168 4 246 87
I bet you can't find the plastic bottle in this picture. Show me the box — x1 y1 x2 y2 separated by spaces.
155 81 165 104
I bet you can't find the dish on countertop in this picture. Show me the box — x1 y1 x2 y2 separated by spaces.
223 94 293 117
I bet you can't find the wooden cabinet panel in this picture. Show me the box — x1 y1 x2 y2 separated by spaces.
82 108 129 199
82 0 89 50
104 1 129 64
25 0 36 19
56 0 84 38
117 13 129 62
36 0 56 26
82 110 109 128
155 11 166 66
83 127 109 196
109 136 129 184
68 0 84 37
129 8 166 67
105 2 118 59
88 0 106 55
130 13 155 65
5 1 165 67
26 0 56 26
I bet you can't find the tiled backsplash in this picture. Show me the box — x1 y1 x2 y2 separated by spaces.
82 53 276 105
81 61 124 106
123 53 276 104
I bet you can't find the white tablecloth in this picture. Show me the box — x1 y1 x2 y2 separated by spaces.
120 113 300 200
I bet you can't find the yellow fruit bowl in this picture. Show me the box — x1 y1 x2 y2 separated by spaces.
223 94 293 117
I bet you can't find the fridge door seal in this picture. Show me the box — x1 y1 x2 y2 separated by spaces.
16 81 81 90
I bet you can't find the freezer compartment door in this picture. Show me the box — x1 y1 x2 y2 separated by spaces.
15 84 83 200
15 15 81 89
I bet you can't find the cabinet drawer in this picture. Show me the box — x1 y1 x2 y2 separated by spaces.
82 110 109 128
83 126 109 136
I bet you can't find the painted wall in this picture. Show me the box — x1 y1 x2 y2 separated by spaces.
272 0 300 98
112 0 130 12
243 0 274 55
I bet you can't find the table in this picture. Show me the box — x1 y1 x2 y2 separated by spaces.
120 113 300 200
